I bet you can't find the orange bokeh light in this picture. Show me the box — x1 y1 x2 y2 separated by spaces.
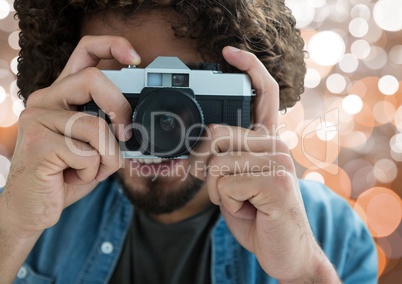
386 82 402 128
354 103 376 128
302 29 335 78
278 102 305 134
304 166 352 200
348 199 366 222
373 100 396 125
351 77 399 127
377 243 388 277
292 132 339 172
356 187 402 238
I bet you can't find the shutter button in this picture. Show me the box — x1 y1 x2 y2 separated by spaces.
17 266 28 279
101 242 114 254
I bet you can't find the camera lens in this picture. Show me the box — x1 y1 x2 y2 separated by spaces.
133 88 204 158
159 115 176 131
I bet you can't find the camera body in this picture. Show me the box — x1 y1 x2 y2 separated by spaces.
81 56 254 159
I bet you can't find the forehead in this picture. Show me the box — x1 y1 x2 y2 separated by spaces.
80 8 204 69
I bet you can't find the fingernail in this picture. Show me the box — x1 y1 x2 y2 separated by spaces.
130 49 141 65
227 46 241 53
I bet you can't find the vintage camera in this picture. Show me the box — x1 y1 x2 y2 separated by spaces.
81 57 254 159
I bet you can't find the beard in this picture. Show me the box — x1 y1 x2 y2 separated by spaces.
116 173 205 215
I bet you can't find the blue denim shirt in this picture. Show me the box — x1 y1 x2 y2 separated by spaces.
11 178 378 284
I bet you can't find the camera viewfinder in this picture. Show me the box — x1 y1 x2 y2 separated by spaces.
172 74 189 87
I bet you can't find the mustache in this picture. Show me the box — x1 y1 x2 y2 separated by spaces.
114 172 205 215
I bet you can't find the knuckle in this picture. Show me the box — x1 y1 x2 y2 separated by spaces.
120 97 131 112
210 197 221 206
273 170 295 196
216 176 227 192
23 131 47 149
208 155 232 177
70 140 90 153
78 35 93 46
99 118 111 132
101 161 120 178
36 200 63 229
86 115 103 131
248 53 261 69
85 115 109 137
270 80 280 94
206 124 221 138
208 155 221 168
206 124 231 144
110 35 129 47
89 152 101 166
83 66 104 83
273 138 290 154
69 141 97 159
225 205 237 216
18 108 37 124
19 114 48 148
249 52 259 62
113 97 131 117
276 152 295 171
26 89 46 107
209 193 222 207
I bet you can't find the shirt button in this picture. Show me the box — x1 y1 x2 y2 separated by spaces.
101 241 114 254
17 266 28 279
225 264 232 279
117 187 123 194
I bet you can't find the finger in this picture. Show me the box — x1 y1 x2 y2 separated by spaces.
37 110 123 181
56 137 104 206
206 151 291 204
206 151 294 202
216 171 294 218
206 152 272 201
57 137 101 185
207 151 294 176
217 174 264 219
57 35 141 82
31 69 133 141
221 201 257 220
24 130 102 184
222 46 280 133
189 125 290 180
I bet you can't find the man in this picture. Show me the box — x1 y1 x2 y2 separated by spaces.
1 0 377 283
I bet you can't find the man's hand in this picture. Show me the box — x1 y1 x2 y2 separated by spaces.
0 36 139 282
189 46 341 283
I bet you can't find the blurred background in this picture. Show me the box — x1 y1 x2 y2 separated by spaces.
0 0 401 282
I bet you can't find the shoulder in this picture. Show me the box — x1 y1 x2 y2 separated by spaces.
298 178 368 248
298 179 364 241
21 177 132 283
298 179 378 283
299 178 348 209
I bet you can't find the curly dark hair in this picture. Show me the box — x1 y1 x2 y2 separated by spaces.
14 0 305 111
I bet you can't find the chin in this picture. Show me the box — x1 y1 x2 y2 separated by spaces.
116 159 204 215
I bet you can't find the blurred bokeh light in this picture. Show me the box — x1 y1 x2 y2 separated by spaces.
0 0 401 282
285 0 402 282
